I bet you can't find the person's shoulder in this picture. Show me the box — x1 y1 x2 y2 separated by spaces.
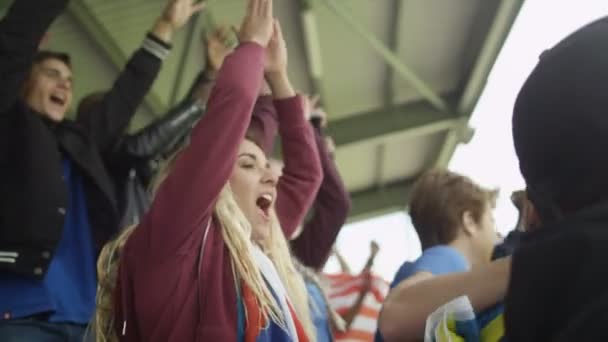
390 261 415 288
414 245 469 275
389 246 468 287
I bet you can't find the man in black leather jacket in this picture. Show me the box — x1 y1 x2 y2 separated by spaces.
0 0 202 340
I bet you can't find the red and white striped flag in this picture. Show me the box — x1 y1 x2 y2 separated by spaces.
322 272 389 341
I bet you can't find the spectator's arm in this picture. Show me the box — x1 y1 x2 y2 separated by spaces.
274 91 323 238
187 69 217 104
119 99 204 160
77 33 169 152
379 258 510 341
290 123 351 270
78 0 203 151
0 0 68 113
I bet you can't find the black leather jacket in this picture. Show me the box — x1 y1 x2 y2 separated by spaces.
108 99 205 227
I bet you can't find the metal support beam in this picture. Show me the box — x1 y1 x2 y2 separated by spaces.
347 178 415 223
297 0 328 106
169 13 201 106
458 0 525 115
67 0 166 118
373 144 387 187
383 0 403 106
327 96 459 148
323 0 448 112
434 0 524 168
0 2 9 17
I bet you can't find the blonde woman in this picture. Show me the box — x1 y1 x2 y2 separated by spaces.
110 1 322 341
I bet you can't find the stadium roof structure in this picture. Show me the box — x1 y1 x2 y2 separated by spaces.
1 0 524 222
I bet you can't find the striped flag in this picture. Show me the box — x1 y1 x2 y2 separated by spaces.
322 272 390 341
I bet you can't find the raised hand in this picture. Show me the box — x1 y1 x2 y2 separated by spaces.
153 0 205 43
161 0 205 31
238 0 274 47
206 26 235 71
264 20 287 76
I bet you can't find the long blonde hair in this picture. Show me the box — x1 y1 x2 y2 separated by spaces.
262 211 316 341
91 225 136 342
93 140 316 341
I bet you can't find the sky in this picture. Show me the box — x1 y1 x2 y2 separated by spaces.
324 1 608 281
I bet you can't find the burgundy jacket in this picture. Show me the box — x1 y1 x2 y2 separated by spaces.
290 123 351 271
115 42 322 341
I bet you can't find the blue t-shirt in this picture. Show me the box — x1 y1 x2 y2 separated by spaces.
391 246 469 288
306 281 333 342
0 158 97 324
376 246 503 342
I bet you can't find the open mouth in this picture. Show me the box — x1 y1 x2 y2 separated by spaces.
256 194 273 220
50 94 66 107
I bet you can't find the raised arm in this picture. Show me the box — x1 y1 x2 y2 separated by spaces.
0 0 68 113
118 99 204 161
117 24 235 162
266 22 322 238
77 0 203 151
137 0 273 259
186 25 235 103
291 114 351 270
378 257 510 341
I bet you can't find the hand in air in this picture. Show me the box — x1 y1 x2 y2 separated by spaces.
238 0 274 47
206 26 235 71
160 0 206 31
264 20 288 76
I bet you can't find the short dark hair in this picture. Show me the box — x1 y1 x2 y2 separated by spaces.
409 169 497 250
32 50 71 68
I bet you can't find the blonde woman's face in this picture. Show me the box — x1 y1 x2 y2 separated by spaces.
229 139 278 242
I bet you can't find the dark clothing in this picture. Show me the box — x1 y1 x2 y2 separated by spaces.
505 202 608 341
107 99 204 227
492 230 526 260
0 318 86 342
290 122 351 271
512 16 608 218
0 158 96 323
0 0 166 278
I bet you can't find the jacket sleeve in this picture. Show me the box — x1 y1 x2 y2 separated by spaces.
136 42 265 259
0 0 68 113
119 99 204 160
275 97 323 239
290 124 351 270
77 34 169 152
186 69 217 105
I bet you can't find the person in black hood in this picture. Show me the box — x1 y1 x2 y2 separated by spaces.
505 15 608 341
